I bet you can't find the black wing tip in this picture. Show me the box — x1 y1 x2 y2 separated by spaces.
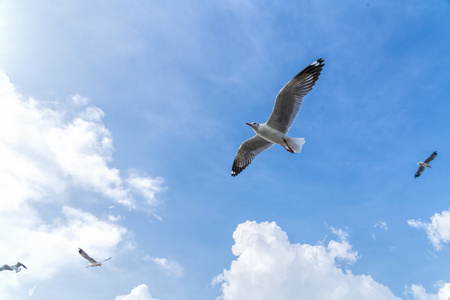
314 58 325 65
14 262 27 268
293 58 325 80
231 166 243 177
231 160 246 177
310 58 325 68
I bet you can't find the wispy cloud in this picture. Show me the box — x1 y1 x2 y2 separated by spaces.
127 171 167 207
28 286 36 296
374 221 388 231
372 221 388 240
408 209 450 250
143 255 184 277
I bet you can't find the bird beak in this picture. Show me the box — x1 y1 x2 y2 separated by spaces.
246 123 251 126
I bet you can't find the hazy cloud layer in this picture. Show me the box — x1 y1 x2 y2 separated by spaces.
214 221 400 300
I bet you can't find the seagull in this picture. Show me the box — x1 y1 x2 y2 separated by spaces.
0 262 27 273
231 58 325 176
415 151 437 179
78 248 111 268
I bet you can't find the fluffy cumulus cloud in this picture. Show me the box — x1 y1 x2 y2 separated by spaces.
115 284 160 300
408 209 450 250
214 221 400 300
0 71 165 296
0 71 166 210
406 282 450 300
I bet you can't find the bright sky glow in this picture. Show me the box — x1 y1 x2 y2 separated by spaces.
1 1 450 299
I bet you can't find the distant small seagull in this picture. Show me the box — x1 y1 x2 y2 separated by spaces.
231 58 325 176
78 248 111 268
0 262 27 273
415 151 437 178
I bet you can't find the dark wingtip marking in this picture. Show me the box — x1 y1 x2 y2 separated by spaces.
231 159 246 177
292 58 325 82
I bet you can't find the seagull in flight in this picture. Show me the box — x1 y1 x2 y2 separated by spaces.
415 151 437 178
78 248 111 268
231 58 325 176
0 262 27 273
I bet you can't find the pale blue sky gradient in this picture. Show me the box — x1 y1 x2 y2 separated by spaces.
1 1 450 299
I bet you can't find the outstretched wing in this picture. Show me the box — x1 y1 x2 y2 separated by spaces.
100 257 112 263
231 135 274 177
266 58 325 134
78 248 98 264
424 151 437 164
15 262 27 269
0 264 13 271
414 165 425 179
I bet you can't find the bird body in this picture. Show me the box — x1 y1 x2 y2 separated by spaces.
246 122 304 153
417 162 431 168
414 151 437 178
231 58 325 176
78 248 111 268
0 262 27 273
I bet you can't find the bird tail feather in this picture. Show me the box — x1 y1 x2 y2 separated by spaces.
287 137 305 153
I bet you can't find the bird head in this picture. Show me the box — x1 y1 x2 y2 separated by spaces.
246 122 260 131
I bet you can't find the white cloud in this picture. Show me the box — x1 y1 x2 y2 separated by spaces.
28 286 36 296
0 70 165 297
115 284 160 300
213 221 400 300
0 70 166 210
0 205 125 270
372 221 388 240
143 255 184 277
327 226 359 263
406 281 450 300
375 221 388 231
109 214 122 222
0 205 126 297
408 209 450 250
127 172 167 207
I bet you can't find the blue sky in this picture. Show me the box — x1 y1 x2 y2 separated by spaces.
1 0 450 299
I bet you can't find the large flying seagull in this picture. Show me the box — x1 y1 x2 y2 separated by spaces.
231 58 325 176
414 151 437 179
0 262 27 273
78 248 111 268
